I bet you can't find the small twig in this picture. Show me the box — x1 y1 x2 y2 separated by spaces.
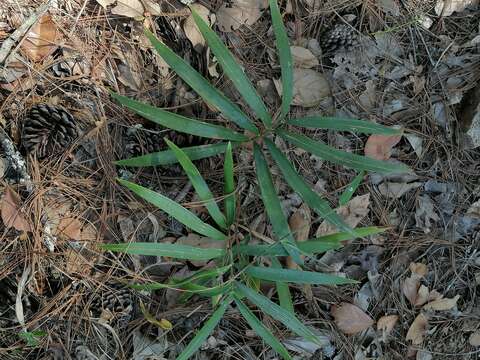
0 0 53 65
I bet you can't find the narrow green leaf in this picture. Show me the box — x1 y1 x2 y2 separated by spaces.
253 144 303 265
269 0 292 119
288 117 403 135
177 295 232 360
271 258 294 314
224 142 236 226
130 265 232 291
279 130 409 174
100 242 225 261
118 179 227 240
265 139 354 235
144 29 259 134
191 9 271 127
235 282 321 345
180 283 231 297
234 296 292 360
339 171 365 206
111 92 248 142
166 139 227 229
116 143 231 167
245 266 356 285
234 226 386 256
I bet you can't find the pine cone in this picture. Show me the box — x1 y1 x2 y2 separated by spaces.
90 282 133 314
22 104 79 158
322 24 359 53
125 126 163 157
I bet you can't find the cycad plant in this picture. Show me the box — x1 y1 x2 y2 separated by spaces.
104 1 406 358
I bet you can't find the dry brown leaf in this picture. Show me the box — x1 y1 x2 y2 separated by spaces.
216 0 267 32
111 0 144 18
96 0 115 8
20 14 60 62
435 0 479 16
331 302 374 335
291 68 330 107
469 331 480 346
427 289 443 302
410 262 428 276
402 275 421 305
57 217 82 240
406 313 428 345
364 134 402 160
143 0 161 15
414 285 430 307
422 295 460 311
1 186 31 232
377 314 399 336
177 233 226 266
287 203 311 269
184 4 212 49
290 46 319 69
316 194 370 237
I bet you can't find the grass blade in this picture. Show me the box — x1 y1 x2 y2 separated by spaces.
265 139 354 235
235 282 321 345
234 226 386 256
271 258 294 313
269 0 292 119
144 29 259 134
112 92 248 142
191 9 271 127
339 171 365 206
253 144 303 265
116 143 232 167
177 295 232 360
234 296 292 360
166 139 227 229
279 129 409 174
224 142 236 226
245 266 356 285
118 179 227 240
100 242 224 261
288 117 403 135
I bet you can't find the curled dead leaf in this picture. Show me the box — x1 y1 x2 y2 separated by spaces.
364 133 402 160
377 314 399 336
414 285 430 307
290 46 319 69
402 274 421 305
422 295 460 311
1 186 31 232
111 0 144 18
287 203 311 270
20 14 60 62
57 217 82 241
184 4 213 50
410 262 428 276
216 0 267 32
332 302 374 335
406 313 428 345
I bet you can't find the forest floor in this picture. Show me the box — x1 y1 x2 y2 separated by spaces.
0 0 480 359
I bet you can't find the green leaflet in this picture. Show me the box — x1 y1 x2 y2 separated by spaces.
271 257 294 313
269 0 292 119
144 29 259 134
253 144 303 265
111 92 248 142
118 179 227 240
279 129 409 174
224 142 236 226
191 9 271 127
288 117 403 135
166 139 227 229
339 171 365 206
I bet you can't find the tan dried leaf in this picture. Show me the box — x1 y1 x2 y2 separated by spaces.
406 313 428 345
414 285 430 307
111 0 144 18
377 314 399 336
316 194 370 237
184 4 211 49
216 0 267 32
364 134 402 160
20 14 60 62
287 203 311 269
422 295 460 311
290 46 319 69
435 0 479 16
331 302 374 335
1 186 31 232
96 0 115 8
291 68 330 107
57 217 82 240
469 330 480 347
402 275 421 305
143 0 161 15
410 262 428 276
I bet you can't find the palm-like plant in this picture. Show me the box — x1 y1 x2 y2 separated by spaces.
103 1 406 358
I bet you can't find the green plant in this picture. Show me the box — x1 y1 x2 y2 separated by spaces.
104 1 406 358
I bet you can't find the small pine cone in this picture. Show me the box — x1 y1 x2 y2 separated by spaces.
90 283 133 315
22 104 79 158
125 127 163 157
322 24 359 53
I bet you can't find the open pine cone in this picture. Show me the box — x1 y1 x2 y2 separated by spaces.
322 23 359 53
22 104 79 158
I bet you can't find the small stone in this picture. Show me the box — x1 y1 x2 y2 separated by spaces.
469 331 480 346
